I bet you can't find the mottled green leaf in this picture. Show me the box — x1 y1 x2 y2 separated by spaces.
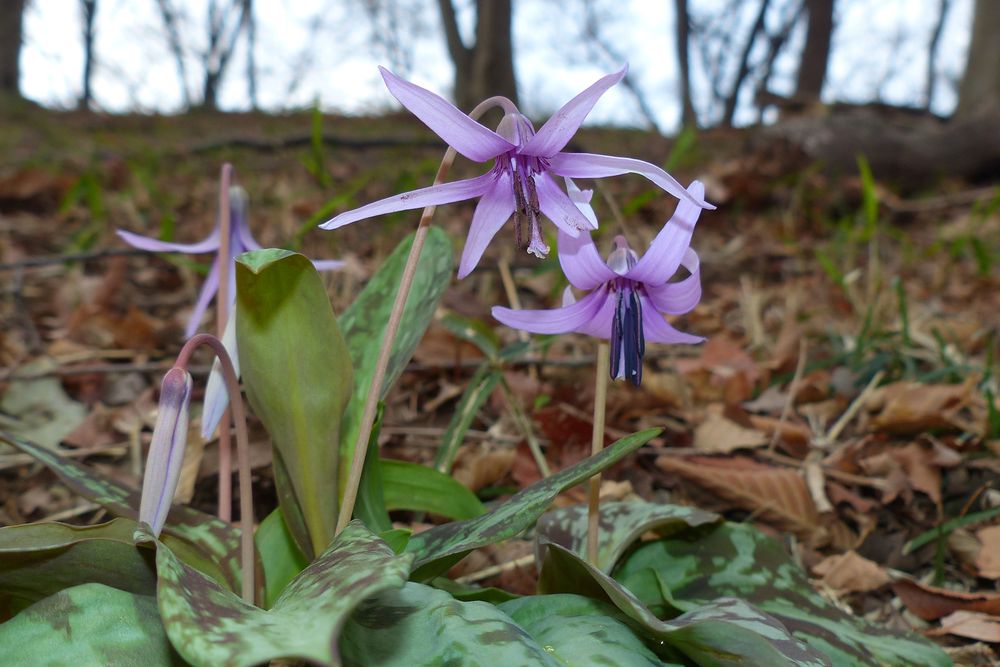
428 577 520 604
614 522 950 666
405 428 661 579
499 594 670 666
338 227 453 494
340 582 557 667
236 249 353 558
143 520 411 667
536 500 719 573
355 403 392 533
539 542 830 667
0 431 243 592
433 365 502 473
0 583 183 666
381 459 485 520
255 509 309 609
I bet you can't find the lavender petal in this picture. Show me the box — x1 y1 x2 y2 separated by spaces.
519 66 627 157
627 181 705 285
556 229 616 291
117 228 221 254
640 298 705 345
491 287 609 334
643 249 702 314
379 67 515 162
457 172 516 278
536 172 594 236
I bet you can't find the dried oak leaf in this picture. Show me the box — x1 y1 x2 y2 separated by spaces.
892 578 1000 621
812 550 890 593
655 454 819 539
929 611 1000 644
867 379 985 436
693 406 768 453
975 525 1000 579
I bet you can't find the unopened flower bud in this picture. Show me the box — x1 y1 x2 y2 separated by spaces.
138 367 193 536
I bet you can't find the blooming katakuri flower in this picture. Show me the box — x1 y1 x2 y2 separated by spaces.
119 186 344 338
321 66 714 278
492 180 706 386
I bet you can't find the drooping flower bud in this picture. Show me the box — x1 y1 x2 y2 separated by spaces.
138 367 193 536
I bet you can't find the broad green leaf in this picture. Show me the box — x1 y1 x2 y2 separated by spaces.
0 431 243 592
499 594 671 666
0 583 182 666
143 521 410 667
433 365 502 473
354 404 392 533
539 543 830 667
236 249 353 558
428 577 520 604
614 522 951 666
339 582 557 667
405 428 661 579
255 509 309 609
381 459 485 520
536 500 719 573
338 227 453 494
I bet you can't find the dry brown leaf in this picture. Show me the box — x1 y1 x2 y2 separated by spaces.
693 407 768 453
867 379 985 436
892 578 1000 621
929 611 1000 643
812 550 890 593
975 525 1000 579
655 454 819 538
859 442 943 506
748 414 812 451
452 442 515 492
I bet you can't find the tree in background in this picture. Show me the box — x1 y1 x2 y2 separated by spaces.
674 0 697 128
437 0 518 111
794 0 833 104
0 0 26 99
79 0 97 109
956 0 1000 118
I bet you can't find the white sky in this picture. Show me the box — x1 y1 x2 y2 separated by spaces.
21 0 972 131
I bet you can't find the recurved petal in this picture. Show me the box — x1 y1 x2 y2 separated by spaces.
627 182 704 285
184 260 220 339
320 171 497 230
519 66 627 157
492 287 609 335
536 172 595 236
379 67 515 162
549 153 714 210
457 171 516 279
643 248 701 314
557 229 616 290
564 177 599 228
117 228 221 254
640 298 705 345
573 285 616 338
311 259 346 272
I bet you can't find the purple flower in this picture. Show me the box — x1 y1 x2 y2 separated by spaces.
118 186 344 338
320 66 714 278
492 180 707 386
138 367 193 536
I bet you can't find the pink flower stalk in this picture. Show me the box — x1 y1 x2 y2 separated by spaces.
320 66 714 278
138 367 193 536
492 180 707 386
118 186 343 338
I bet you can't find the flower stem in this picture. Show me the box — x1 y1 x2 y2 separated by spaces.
587 341 610 566
215 164 234 523
335 97 514 535
177 333 255 604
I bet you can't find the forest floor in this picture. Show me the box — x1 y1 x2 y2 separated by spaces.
1 103 999 663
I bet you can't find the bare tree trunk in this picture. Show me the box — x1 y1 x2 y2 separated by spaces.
200 0 251 110
924 0 950 110
956 0 1000 118
0 0 26 97
156 0 192 107
437 0 517 111
721 0 769 127
794 0 833 102
674 0 697 128
80 0 98 109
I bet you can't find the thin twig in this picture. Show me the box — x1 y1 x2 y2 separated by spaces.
454 553 535 584
500 379 550 478
769 339 808 451
216 165 234 524
825 370 885 446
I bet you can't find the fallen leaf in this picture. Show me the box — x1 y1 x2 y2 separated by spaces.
892 578 1000 621
975 525 1000 579
867 380 985 436
812 550 890 593
655 454 819 539
453 442 515 492
929 611 1000 643
693 407 768 453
